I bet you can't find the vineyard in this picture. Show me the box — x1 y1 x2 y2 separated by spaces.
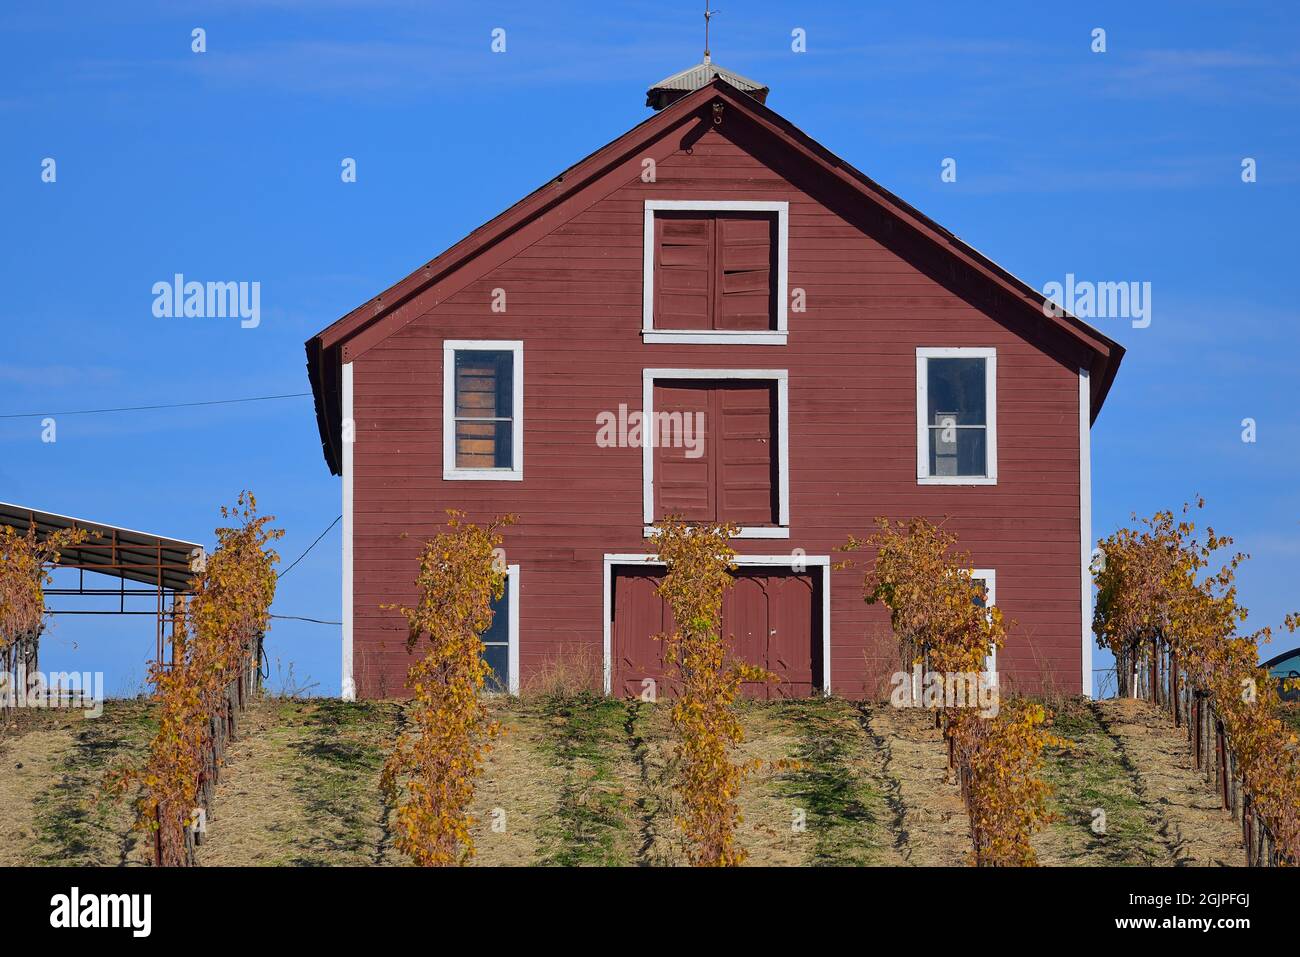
2 503 1295 868
2 691 1280 867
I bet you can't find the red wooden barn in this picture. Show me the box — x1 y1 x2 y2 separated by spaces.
305 62 1124 702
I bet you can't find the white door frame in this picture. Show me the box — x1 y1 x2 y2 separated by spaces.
601 552 831 697
641 368 790 538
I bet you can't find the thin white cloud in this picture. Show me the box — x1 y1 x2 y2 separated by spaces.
0 364 121 388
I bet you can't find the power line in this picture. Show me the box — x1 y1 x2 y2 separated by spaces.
0 392 312 419
270 613 341 625
278 514 341 579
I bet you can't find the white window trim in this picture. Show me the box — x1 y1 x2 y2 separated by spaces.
602 553 831 696
641 368 789 539
970 568 997 677
915 347 998 486
642 199 789 345
484 564 521 695
442 339 524 481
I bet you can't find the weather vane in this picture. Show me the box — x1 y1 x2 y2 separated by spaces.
704 0 718 63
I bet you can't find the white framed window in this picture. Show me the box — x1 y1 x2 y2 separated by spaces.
482 564 521 694
642 200 789 345
442 340 523 481
641 368 789 539
916 347 997 485
971 568 997 680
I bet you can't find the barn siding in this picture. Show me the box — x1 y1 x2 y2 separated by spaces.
349 121 1089 700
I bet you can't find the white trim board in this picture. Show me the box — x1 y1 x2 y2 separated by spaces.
442 339 524 481
1079 368 1093 699
641 368 789 538
642 525 790 540
601 553 832 697
915 347 998 486
505 564 521 695
479 565 521 695
341 361 355 701
642 199 789 345
971 568 997 676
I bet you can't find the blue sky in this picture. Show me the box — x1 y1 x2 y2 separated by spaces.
2 1 1297 696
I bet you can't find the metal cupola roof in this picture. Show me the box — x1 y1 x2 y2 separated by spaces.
645 55 769 110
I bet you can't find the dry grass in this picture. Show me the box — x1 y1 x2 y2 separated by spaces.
518 644 602 699
0 727 77 865
0 692 1264 868
625 700 686 865
528 693 641 866
467 698 567 865
0 700 154 866
763 698 905 866
858 703 973 866
1088 697 1244 866
1034 698 1171 865
195 698 401 867
732 706 807 865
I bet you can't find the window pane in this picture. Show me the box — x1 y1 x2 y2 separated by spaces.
481 587 510 692
456 420 513 469
455 350 513 419
481 643 509 692
927 358 986 426
483 589 510 645
929 426 987 477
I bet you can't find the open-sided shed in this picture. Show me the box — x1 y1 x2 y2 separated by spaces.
0 502 205 670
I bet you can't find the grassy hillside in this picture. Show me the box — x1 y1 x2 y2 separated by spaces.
0 693 1252 867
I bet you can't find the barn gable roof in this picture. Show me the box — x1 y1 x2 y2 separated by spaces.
306 78 1123 474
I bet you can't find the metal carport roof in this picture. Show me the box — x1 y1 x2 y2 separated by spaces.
0 501 205 593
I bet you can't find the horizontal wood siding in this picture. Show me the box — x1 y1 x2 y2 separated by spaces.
350 118 1089 700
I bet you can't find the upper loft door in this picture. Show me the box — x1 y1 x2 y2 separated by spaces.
651 380 778 527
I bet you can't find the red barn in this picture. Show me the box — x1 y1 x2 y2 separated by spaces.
306 63 1123 702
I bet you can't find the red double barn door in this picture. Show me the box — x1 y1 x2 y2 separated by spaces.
611 567 820 700
652 380 778 528
652 211 776 331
